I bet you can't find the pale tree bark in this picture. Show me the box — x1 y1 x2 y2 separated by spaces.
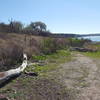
0 53 27 81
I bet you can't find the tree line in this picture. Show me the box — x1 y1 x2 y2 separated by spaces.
0 20 51 36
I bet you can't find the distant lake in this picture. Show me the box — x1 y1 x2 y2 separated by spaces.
79 36 100 42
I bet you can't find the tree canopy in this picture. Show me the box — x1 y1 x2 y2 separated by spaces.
30 21 47 32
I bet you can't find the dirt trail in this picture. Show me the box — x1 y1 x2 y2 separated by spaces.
1 53 100 100
75 54 100 100
50 53 100 100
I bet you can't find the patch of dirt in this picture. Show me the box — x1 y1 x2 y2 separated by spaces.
48 53 100 100
0 77 75 100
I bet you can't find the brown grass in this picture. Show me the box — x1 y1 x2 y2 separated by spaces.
0 32 89 71
0 33 43 71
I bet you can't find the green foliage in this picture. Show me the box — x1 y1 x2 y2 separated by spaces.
0 20 49 35
34 64 54 73
57 50 71 56
32 55 46 61
83 51 100 58
30 21 47 31
27 50 71 74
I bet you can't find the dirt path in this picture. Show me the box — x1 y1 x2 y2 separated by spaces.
1 53 100 100
49 53 100 100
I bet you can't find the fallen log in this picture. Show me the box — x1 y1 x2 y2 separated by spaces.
70 47 97 52
0 53 27 81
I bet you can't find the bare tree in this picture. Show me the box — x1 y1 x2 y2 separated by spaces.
9 20 23 33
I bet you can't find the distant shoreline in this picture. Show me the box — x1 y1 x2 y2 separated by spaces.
51 33 100 38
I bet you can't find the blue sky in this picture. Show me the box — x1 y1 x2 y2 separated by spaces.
0 0 100 34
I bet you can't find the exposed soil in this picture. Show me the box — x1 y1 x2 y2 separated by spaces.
1 53 100 100
48 53 100 100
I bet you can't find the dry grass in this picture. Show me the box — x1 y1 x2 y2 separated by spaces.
0 33 42 71
0 32 71 71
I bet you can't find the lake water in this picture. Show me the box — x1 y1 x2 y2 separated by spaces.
79 36 100 42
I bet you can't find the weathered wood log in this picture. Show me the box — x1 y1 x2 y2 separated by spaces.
70 47 97 52
0 53 27 81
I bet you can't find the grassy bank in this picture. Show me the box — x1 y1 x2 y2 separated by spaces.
26 50 71 75
83 51 100 58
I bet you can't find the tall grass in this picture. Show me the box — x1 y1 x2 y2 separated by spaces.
0 33 89 71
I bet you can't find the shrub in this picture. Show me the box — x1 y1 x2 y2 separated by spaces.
0 42 23 71
40 38 58 54
53 38 68 49
68 38 91 47
40 38 70 54
0 34 42 71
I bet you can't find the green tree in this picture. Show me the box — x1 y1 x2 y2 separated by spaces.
30 21 47 31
